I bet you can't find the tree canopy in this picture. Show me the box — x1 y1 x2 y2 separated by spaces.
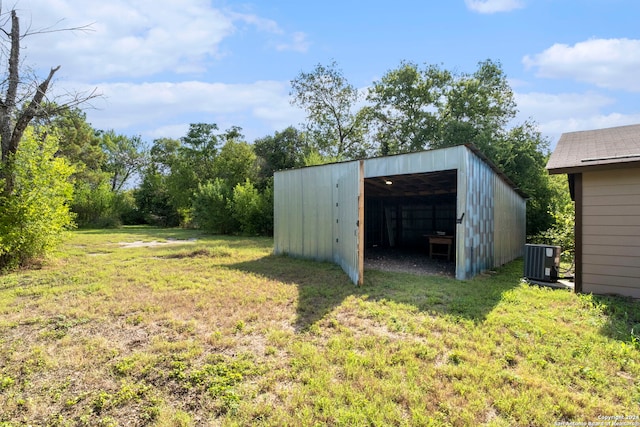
290 61 370 160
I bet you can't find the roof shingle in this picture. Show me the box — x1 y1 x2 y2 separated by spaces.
547 124 640 174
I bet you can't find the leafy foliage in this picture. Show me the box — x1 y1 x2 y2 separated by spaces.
192 178 237 234
366 61 450 154
0 128 74 269
533 174 575 256
290 61 371 160
71 181 118 227
213 139 258 189
253 126 307 185
230 179 273 236
99 130 147 192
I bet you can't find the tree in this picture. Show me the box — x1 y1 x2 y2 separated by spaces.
99 130 147 192
0 128 74 269
437 59 517 150
192 178 236 234
0 9 97 195
230 179 272 235
366 59 516 154
366 61 451 154
253 126 307 185
212 139 258 190
49 107 106 188
290 61 370 160
486 121 554 235
135 138 182 226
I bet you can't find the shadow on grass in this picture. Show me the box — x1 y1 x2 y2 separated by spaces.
228 254 523 332
590 295 640 346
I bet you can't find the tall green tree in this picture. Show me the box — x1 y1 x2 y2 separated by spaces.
135 137 182 226
253 126 307 185
290 61 370 160
437 59 517 150
366 61 451 154
212 139 258 189
47 107 107 188
366 59 516 153
99 130 147 192
486 121 554 234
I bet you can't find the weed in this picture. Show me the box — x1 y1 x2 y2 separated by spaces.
0 227 638 426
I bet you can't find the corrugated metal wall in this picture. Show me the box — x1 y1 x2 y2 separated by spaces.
274 160 362 284
365 146 466 178
334 162 362 283
274 145 526 283
493 175 526 266
460 150 495 278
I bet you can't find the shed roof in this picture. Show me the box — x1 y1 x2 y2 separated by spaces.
547 123 640 174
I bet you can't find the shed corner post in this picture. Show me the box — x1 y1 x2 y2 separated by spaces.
357 159 365 286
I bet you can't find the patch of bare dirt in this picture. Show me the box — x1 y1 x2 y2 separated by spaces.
118 238 197 248
365 247 455 277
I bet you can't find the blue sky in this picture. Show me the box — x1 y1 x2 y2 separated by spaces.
21 0 640 150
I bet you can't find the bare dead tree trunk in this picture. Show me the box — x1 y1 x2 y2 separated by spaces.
0 10 60 194
0 10 21 163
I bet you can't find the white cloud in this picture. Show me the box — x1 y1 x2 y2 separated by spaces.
21 0 307 81
515 91 614 123
63 79 303 141
465 0 525 14
275 32 310 53
514 91 640 147
523 38 640 92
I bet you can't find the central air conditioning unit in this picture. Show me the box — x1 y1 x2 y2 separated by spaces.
523 244 561 282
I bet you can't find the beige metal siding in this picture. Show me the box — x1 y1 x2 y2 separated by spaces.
364 145 466 178
582 168 640 297
274 163 343 262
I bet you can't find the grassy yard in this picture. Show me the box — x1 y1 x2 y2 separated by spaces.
0 227 639 426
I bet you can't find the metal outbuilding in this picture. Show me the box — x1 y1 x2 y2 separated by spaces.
274 144 526 284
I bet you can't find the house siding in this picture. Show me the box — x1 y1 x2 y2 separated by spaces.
581 168 640 297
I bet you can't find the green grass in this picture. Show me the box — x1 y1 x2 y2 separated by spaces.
0 226 639 426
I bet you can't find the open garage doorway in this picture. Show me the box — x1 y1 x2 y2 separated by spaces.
364 169 457 277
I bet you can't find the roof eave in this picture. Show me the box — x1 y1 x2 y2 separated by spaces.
547 159 640 175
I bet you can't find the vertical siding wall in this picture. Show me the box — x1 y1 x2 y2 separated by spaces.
275 145 526 283
493 175 526 266
461 151 495 278
459 150 526 279
582 168 640 298
274 161 362 284
334 162 362 283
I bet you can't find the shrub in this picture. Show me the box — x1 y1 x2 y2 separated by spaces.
0 128 75 269
230 180 262 235
192 178 237 234
71 181 116 227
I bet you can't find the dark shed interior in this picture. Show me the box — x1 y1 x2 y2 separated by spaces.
364 169 458 261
